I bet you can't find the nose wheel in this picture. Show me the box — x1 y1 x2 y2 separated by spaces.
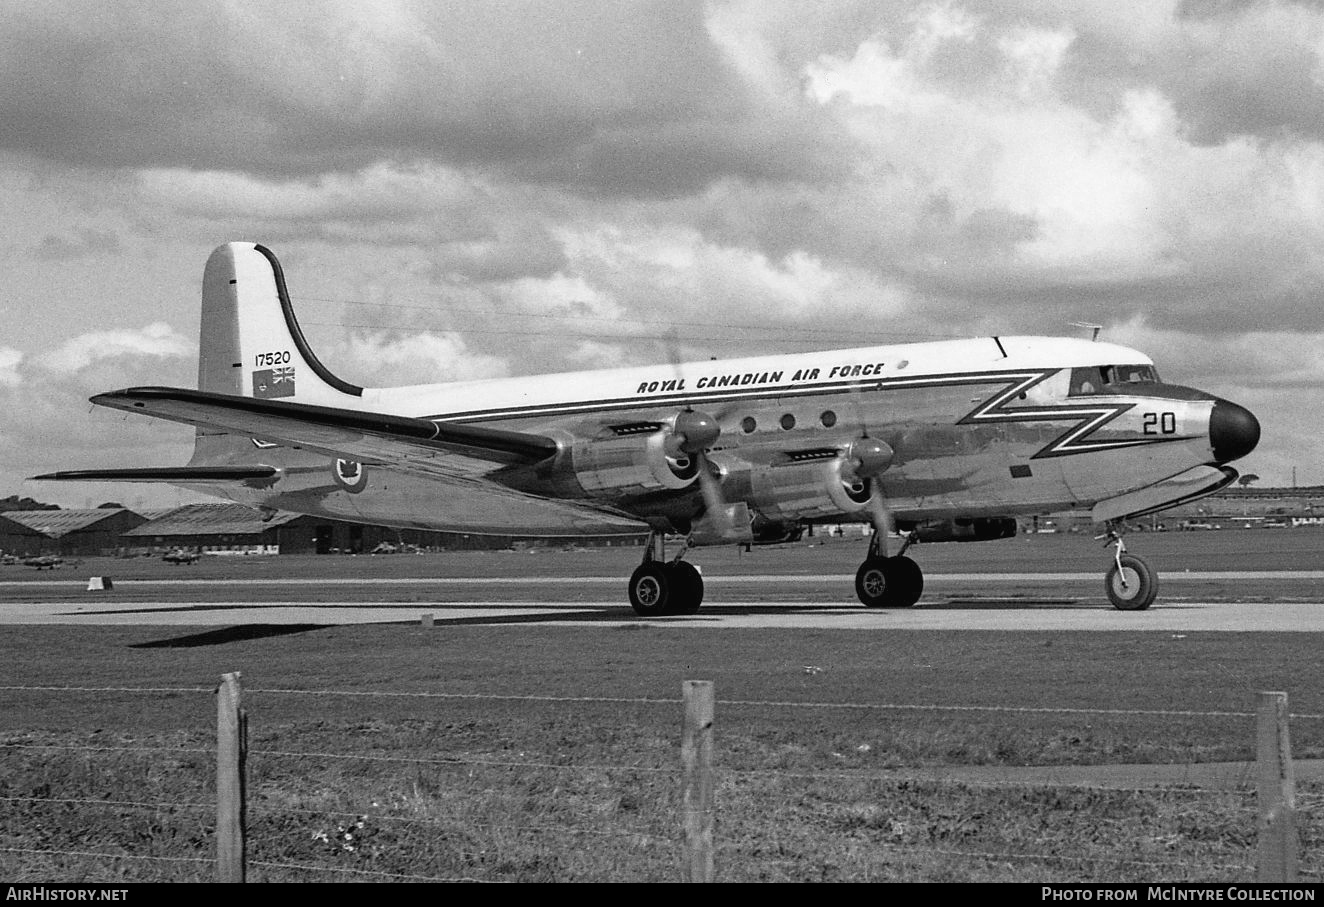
1101 526 1158 611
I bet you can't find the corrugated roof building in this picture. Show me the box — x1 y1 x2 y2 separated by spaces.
122 503 301 554
0 509 149 557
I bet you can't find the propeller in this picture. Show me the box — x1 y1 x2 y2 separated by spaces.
660 333 744 541
846 376 896 549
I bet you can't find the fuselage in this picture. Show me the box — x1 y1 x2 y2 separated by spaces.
193 333 1258 537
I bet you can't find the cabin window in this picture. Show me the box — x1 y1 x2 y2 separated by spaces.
780 413 796 430
820 410 837 428
740 416 757 433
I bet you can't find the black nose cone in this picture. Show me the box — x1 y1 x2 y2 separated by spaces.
1210 399 1260 464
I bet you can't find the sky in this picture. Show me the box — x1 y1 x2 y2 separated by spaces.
2 0 1322 509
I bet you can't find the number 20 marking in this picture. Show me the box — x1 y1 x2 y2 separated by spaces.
1143 412 1177 435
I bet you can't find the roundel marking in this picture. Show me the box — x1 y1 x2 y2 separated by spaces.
332 458 368 493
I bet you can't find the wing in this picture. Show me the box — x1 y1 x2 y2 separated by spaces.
84 386 559 478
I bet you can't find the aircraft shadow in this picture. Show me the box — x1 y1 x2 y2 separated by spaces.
130 624 332 648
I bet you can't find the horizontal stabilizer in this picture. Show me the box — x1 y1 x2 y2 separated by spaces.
87 386 560 471
32 465 279 483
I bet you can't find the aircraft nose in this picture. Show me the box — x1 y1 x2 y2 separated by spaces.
1209 398 1260 464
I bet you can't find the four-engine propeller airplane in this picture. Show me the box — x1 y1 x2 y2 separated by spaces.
35 243 1261 615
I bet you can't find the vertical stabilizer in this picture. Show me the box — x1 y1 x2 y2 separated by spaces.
192 242 362 465
199 242 363 404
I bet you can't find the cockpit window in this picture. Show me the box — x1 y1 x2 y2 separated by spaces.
1069 364 1161 395
1069 367 1104 396
1104 364 1160 385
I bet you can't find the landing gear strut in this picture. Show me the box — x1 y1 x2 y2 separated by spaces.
854 526 924 608
1100 523 1157 611
627 532 705 617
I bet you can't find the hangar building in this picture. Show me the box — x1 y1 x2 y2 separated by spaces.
0 509 149 557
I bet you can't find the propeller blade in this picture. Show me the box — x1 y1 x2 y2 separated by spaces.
695 450 733 533
866 489 894 546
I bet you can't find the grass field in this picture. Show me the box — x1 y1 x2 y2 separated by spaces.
3 533 1323 882
4 624 1323 882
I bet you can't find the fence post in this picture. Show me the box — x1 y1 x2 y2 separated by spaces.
1256 690 1297 882
681 680 714 883
217 672 248 883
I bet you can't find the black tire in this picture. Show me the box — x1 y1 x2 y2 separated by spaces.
628 562 672 616
885 555 924 607
1105 553 1157 611
666 561 704 615
855 556 924 608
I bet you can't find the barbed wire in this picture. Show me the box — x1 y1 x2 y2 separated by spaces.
1 795 211 812
1 742 212 755
248 858 493 882
250 747 674 774
7 683 1323 721
718 841 1257 875
0 846 212 867
6 684 1319 883
248 802 674 845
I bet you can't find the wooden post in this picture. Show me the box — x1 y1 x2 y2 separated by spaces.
681 680 714 883
1256 690 1297 882
217 672 248 883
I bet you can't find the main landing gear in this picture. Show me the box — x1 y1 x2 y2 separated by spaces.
628 532 704 616
854 527 924 608
1101 524 1157 611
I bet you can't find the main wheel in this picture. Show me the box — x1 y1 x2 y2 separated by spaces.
666 561 704 615
1105 553 1157 611
854 556 924 608
884 555 924 607
855 557 890 607
628 562 672 616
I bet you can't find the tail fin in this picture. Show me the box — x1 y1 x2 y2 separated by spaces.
192 242 362 465
199 242 362 403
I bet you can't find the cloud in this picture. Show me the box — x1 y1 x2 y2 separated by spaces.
0 1 843 196
33 227 121 260
2 1 1324 488
0 348 23 387
338 331 510 386
36 323 194 373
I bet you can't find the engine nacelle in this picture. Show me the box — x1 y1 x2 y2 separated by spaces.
569 432 698 497
905 517 1018 543
746 458 878 521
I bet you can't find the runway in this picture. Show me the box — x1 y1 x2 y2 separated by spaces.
1 570 1322 629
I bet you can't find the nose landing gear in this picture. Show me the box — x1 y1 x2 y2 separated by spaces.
1100 524 1157 611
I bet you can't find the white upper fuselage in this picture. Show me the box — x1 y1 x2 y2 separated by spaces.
359 335 1149 425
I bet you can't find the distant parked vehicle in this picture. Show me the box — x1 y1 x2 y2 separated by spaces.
1180 521 1217 530
23 555 62 570
162 549 200 565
